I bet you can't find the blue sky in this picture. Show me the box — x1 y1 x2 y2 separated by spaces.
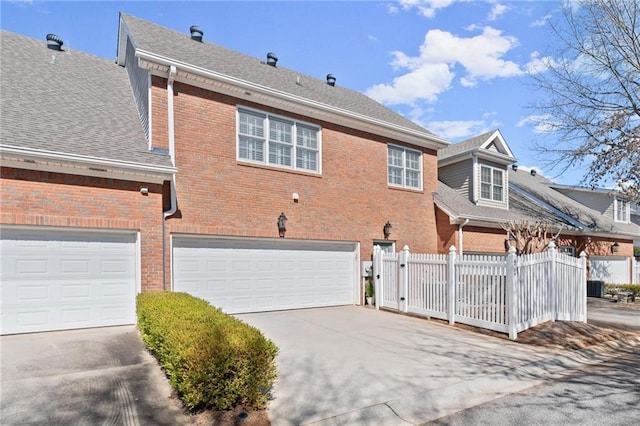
2 0 585 184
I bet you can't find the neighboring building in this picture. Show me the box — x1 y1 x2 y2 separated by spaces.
1 14 449 334
435 130 640 284
0 30 175 334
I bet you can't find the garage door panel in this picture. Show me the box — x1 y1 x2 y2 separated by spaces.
173 238 356 314
1 229 136 334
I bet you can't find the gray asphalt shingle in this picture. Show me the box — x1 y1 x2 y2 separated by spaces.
0 30 172 168
119 13 439 139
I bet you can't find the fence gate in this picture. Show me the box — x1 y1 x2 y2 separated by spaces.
374 247 400 310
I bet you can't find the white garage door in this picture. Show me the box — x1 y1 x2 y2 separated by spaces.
590 256 630 284
173 237 357 314
0 228 137 335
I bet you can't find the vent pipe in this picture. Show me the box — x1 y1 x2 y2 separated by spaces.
326 74 336 86
190 25 203 42
512 164 518 171
530 169 537 176
46 34 63 51
266 52 278 67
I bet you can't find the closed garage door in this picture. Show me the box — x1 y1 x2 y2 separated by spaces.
173 237 357 314
590 256 630 284
0 228 137 335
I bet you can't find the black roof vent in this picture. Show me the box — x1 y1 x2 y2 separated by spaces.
46 34 63 51
190 25 203 42
512 164 518 171
266 52 278 67
326 74 336 86
530 169 537 176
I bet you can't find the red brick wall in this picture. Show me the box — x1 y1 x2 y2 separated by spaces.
155 80 440 266
0 168 165 291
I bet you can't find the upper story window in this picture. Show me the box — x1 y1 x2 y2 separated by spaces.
614 197 629 223
480 165 504 202
237 107 320 173
388 145 422 190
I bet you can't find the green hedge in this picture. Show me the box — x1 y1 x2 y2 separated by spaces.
605 284 640 298
136 292 278 410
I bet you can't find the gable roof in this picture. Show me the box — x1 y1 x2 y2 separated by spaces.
117 13 448 151
438 129 516 165
434 180 579 231
509 170 640 239
0 30 174 180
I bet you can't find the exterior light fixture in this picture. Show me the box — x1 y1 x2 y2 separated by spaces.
383 221 392 240
611 242 620 253
277 212 287 238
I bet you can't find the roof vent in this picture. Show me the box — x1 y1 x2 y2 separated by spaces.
190 25 203 42
326 74 336 86
266 52 278 67
46 33 63 51
512 164 518 171
530 169 537 176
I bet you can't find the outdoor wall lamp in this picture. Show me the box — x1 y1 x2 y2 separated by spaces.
278 212 287 238
383 221 392 240
611 242 620 253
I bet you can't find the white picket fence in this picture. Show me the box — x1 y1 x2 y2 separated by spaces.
373 242 587 340
634 257 640 284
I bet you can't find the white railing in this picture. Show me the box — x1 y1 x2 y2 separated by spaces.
373 242 587 340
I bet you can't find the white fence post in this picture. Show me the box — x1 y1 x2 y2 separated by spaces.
447 245 456 325
548 241 557 321
506 246 518 340
400 245 410 313
580 251 587 322
373 245 382 311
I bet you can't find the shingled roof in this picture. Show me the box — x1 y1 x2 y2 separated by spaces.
0 30 173 170
118 13 445 147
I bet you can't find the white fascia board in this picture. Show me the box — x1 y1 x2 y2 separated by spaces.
1 145 176 184
136 51 449 151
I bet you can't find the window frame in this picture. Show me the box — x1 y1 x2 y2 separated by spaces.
479 164 505 202
614 197 630 223
387 144 423 190
236 106 322 174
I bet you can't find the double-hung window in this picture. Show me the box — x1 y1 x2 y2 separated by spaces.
614 198 629 223
387 145 422 190
480 165 504 202
237 107 320 173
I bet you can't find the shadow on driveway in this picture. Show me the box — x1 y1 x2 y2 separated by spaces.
1 326 190 426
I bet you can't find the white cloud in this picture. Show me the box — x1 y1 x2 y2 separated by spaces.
517 114 557 134
530 14 551 27
366 26 524 105
524 51 557 74
488 3 508 21
398 0 455 18
368 35 378 42
425 120 494 140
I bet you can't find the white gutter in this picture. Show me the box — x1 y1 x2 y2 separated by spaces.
162 65 178 290
458 218 469 255
134 50 449 150
0 144 176 178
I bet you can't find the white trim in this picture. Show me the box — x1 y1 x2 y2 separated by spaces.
147 72 153 151
614 197 630 224
133 50 449 151
1 145 176 183
236 106 322 174
387 143 423 190
478 163 507 207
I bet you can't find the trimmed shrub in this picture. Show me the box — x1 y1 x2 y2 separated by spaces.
604 284 640 300
136 292 278 411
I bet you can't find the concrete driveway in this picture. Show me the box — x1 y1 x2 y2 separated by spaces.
0 326 190 426
238 306 592 425
587 297 640 331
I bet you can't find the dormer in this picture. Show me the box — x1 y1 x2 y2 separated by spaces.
549 184 632 225
437 129 517 210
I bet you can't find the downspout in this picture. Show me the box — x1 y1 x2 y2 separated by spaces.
162 65 178 291
458 218 469 256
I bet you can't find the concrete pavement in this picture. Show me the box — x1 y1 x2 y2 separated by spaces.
238 306 640 425
0 326 190 426
587 297 640 332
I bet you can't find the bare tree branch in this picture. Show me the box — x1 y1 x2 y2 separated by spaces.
528 0 640 201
